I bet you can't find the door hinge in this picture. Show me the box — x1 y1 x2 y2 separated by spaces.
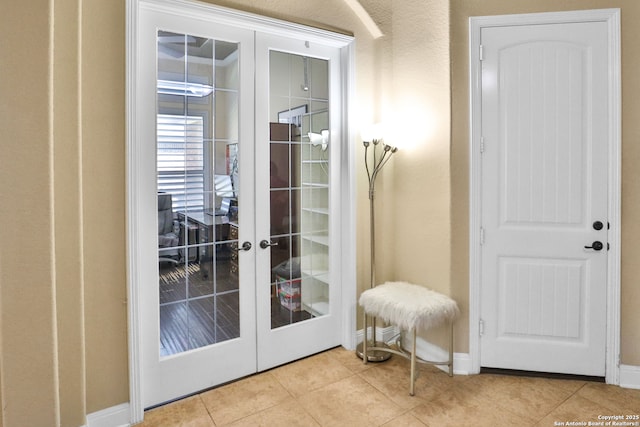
480 227 485 245
479 319 485 336
479 44 484 61
480 136 485 153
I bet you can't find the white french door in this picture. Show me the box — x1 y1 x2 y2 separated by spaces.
255 34 344 371
478 20 612 376
132 0 352 409
138 7 257 407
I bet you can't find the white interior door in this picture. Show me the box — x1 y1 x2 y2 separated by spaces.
135 2 351 409
138 7 257 407
479 21 610 376
254 33 343 371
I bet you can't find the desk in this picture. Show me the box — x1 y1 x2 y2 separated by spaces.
178 211 231 243
177 212 237 278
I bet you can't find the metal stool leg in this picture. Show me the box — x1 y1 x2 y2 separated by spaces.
410 328 417 396
448 319 454 377
363 311 368 365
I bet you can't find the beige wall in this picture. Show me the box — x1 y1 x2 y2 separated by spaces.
0 0 128 423
450 0 640 364
386 0 452 346
82 0 129 416
0 2 60 425
0 0 390 424
55 0 87 424
394 1 452 290
0 0 637 425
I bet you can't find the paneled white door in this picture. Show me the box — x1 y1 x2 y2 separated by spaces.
480 21 610 376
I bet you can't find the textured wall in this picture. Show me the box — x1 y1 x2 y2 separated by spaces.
81 0 129 415
0 0 392 424
386 0 452 347
3 0 637 425
390 0 450 293
1 1 61 425
54 0 86 424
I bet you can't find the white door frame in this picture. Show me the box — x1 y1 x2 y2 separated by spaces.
468 8 621 383
125 0 356 422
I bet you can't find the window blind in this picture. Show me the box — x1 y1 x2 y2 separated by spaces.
157 114 205 212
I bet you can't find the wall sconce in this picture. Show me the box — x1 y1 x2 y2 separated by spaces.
356 127 398 362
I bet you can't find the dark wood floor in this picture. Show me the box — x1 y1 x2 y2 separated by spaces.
158 260 312 357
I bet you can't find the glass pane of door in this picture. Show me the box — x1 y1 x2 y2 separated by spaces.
156 31 241 355
268 52 330 329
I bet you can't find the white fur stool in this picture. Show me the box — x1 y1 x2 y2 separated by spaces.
359 281 459 395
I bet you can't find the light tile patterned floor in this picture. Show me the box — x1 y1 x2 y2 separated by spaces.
140 347 640 426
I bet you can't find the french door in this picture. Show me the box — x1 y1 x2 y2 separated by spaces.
138 7 257 407
255 34 344 371
133 1 352 409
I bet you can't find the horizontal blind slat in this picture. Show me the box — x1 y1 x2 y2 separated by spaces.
157 114 205 211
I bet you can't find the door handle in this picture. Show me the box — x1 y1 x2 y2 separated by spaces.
237 241 252 252
259 239 279 249
584 241 604 251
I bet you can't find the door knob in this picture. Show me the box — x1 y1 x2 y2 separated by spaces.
584 241 604 251
237 241 252 251
259 239 279 249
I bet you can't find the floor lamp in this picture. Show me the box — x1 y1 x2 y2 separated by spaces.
356 136 398 362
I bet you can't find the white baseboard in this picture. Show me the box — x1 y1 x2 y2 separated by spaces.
402 332 472 376
450 352 473 375
84 402 131 427
356 326 472 375
356 325 400 345
619 364 640 389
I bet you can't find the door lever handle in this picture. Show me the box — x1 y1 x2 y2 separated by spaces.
237 241 252 252
259 239 279 249
584 241 604 251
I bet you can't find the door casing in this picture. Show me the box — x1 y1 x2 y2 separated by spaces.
125 0 356 422
468 8 621 383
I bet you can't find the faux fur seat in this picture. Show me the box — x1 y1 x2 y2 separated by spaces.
359 281 459 395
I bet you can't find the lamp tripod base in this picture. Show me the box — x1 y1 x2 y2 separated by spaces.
355 341 392 362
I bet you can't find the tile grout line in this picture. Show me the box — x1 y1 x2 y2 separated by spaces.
273 355 362 427
198 371 295 426
142 348 640 426
352 368 422 424
196 394 218 426
449 376 539 425
269 368 326 426
573 381 640 413
530 382 590 426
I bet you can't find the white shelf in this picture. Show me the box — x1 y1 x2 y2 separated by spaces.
302 235 329 246
300 108 330 320
303 300 329 317
302 207 329 215
302 269 329 284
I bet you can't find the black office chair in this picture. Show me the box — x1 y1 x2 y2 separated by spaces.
158 193 180 264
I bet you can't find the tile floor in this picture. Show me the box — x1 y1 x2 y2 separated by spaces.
140 347 640 426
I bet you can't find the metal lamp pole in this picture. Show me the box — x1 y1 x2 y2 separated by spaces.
356 138 398 362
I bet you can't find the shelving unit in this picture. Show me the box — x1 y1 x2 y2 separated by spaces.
299 109 330 317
